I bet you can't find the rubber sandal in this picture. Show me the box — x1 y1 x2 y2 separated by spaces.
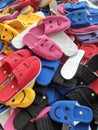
64 1 98 12
61 50 85 80
5 87 35 108
22 33 63 60
66 9 98 28
49 100 93 125
0 56 41 102
4 108 20 130
13 96 48 129
37 59 60 86
29 15 70 35
0 49 32 85
80 43 98 64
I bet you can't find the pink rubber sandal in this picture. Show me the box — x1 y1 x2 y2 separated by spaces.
23 33 63 60
29 15 71 36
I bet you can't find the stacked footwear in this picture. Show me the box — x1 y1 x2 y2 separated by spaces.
0 0 98 130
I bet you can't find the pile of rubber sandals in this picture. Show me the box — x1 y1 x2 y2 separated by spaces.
0 0 98 130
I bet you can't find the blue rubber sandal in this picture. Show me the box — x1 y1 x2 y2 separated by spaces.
49 100 93 126
64 1 98 13
66 9 98 28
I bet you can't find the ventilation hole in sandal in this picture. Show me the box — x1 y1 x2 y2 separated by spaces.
78 12 81 15
2 35 5 38
24 63 30 68
64 115 68 120
12 99 15 102
40 43 44 47
49 20 52 24
78 18 81 21
45 39 48 42
5 29 7 31
50 25 53 28
14 59 18 62
57 19 62 26
49 45 55 51
17 53 24 57
65 106 69 110
15 67 18 70
19 73 23 77
88 52 92 56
